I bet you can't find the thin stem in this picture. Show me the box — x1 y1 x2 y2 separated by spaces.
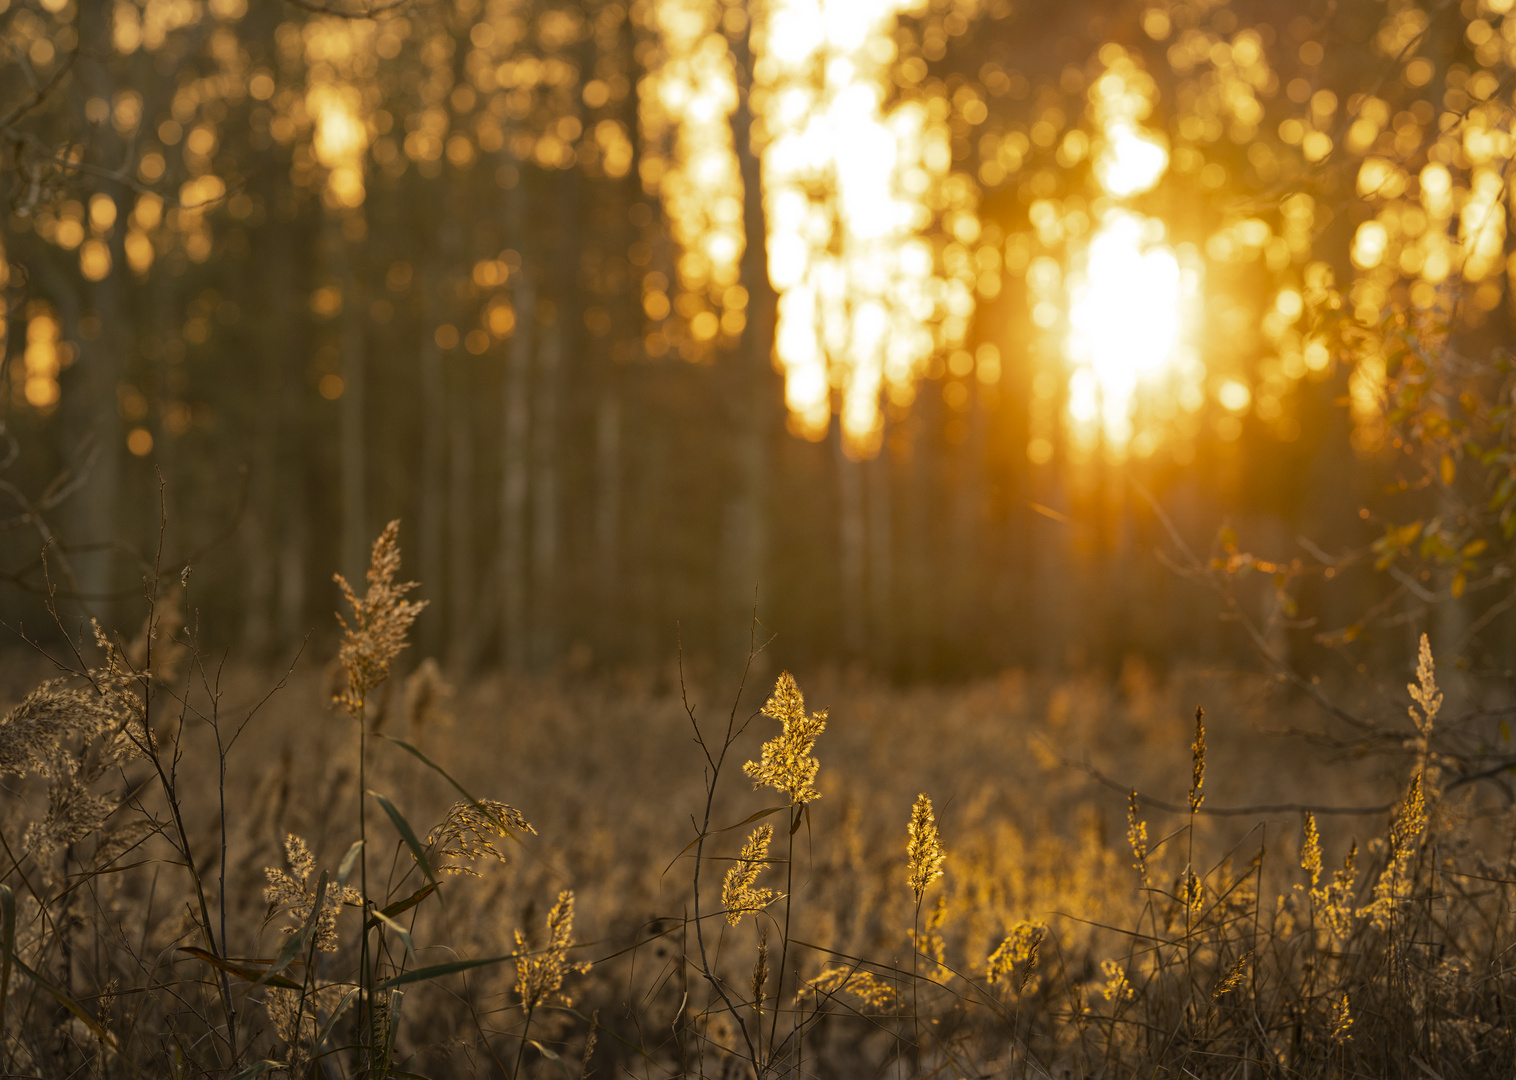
912 897 922 1073
358 694 372 1068
767 805 796 1064
514 1002 535 1079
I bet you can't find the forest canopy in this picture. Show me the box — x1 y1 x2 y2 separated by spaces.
0 0 1512 678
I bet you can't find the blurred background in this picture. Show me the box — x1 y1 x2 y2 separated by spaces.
1 0 1511 682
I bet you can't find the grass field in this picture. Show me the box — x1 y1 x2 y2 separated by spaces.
0 527 1509 1078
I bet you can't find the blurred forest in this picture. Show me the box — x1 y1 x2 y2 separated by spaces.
1 0 1513 680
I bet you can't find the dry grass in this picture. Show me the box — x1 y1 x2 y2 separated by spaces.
0 525 1510 1078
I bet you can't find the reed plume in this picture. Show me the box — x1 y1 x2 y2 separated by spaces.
744 672 827 805
1189 706 1206 814
427 799 535 876
515 890 586 1009
721 823 776 925
333 520 427 719
263 834 360 951
906 792 946 901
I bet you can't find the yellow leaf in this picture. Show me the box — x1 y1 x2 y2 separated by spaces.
1440 454 1456 486
1219 527 1238 552
1452 569 1467 598
1462 539 1487 557
1393 521 1423 547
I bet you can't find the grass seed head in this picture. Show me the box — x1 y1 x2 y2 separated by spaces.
427 799 534 876
744 671 827 805
1189 706 1206 814
751 928 769 1014
1127 791 1149 885
907 792 946 901
516 890 586 1009
1211 951 1252 1000
333 521 427 717
721 824 777 926
1301 812 1323 888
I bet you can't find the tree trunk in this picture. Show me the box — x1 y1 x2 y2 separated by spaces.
595 390 621 639
448 354 475 669
720 20 775 668
330 212 367 585
835 432 865 658
500 170 534 671
867 445 893 669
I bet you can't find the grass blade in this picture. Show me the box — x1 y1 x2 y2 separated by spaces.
365 883 436 929
313 986 360 1052
370 791 439 888
369 907 416 960
0 884 12 1046
337 840 364 891
179 947 304 991
374 953 517 990
12 953 121 1050
228 1060 283 1080
378 736 528 847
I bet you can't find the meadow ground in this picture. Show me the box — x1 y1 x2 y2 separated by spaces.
6 622 1493 1079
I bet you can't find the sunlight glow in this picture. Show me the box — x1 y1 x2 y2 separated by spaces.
304 19 374 209
1061 51 1196 458
1065 210 1195 453
639 0 746 343
757 0 973 456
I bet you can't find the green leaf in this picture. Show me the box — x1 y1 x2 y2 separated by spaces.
369 907 416 960
337 840 364 891
365 883 436 930
380 736 475 799
313 987 360 1052
375 953 517 990
664 805 791 874
178 947 304 991
377 736 528 846
370 791 439 888
528 1039 561 1061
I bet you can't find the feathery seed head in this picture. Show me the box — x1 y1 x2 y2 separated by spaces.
804 966 897 1009
1189 706 1206 814
1211 951 1253 1000
1301 813 1323 888
427 799 535 876
907 792 946 901
1409 632 1442 737
1181 869 1204 915
722 824 777 926
986 921 1046 991
1360 773 1427 930
516 890 586 1009
262 834 360 952
1126 791 1149 885
333 521 427 717
744 672 827 805
751 928 769 1014
1099 959 1133 1002
1329 990 1354 1042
